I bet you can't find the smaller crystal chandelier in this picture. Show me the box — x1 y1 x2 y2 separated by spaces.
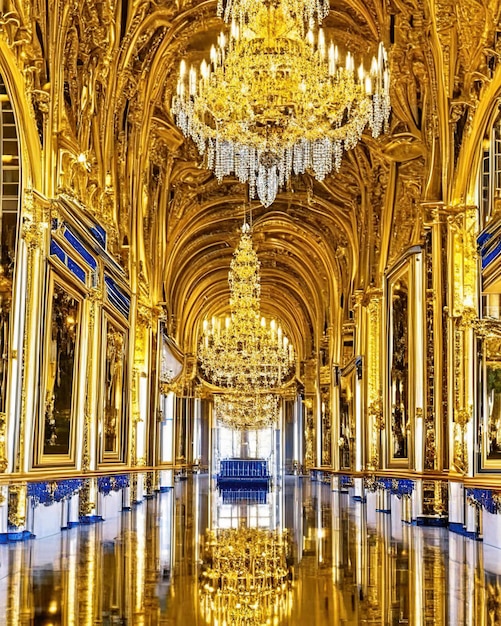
198 223 295 389
172 0 390 206
215 392 279 430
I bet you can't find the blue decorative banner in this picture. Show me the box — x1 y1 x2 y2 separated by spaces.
97 474 130 495
28 479 83 507
466 488 501 514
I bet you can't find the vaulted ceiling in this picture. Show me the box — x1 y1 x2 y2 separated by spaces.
13 0 501 370
141 0 394 364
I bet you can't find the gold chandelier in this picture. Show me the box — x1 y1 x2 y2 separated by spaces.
215 392 279 430
172 0 390 207
199 527 292 626
198 223 295 389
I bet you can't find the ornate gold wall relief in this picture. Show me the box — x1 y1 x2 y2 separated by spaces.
453 405 471 474
422 225 439 470
8 483 26 528
79 478 95 517
55 1 120 243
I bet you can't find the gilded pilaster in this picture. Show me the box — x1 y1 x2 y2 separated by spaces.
352 291 365 471
302 359 316 469
82 286 103 472
17 190 49 472
132 302 153 467
422 203 454 472
366 291 383 469
0 411 7 472
447 205 479 476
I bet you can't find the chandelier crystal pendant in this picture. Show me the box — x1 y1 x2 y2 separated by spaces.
198 223 295 389
172 0 390 207
217 0 330 28
215 392 279 430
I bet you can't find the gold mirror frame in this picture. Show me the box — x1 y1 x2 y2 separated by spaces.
35 272 83 467
339 366 355 470
99 311 129 464
385 256 416 469
480 336 501 470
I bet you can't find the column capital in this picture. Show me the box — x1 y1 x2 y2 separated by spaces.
421 202 478 226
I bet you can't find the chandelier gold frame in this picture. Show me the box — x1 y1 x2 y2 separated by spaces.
172 0 390 206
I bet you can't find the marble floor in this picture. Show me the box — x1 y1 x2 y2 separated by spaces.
0 475 500 625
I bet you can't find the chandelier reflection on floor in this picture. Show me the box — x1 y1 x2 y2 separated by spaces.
215 392 279 430
198 223 295 390
200 527 292 626
172 0 390 206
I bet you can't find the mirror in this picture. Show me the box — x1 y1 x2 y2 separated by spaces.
102 314 128 461
483 337 501 466
339 370 354 470
387 261 411 465
41 278 81 460
321 386 331 465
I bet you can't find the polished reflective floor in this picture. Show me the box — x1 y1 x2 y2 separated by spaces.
0 476 500 625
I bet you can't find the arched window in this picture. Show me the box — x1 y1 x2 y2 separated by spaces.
480 109 501 226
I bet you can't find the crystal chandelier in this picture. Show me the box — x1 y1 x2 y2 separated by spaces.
198 223 295 389
200 527 292 626
171 0 390 207
215 392 279 430
217 0 329 27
